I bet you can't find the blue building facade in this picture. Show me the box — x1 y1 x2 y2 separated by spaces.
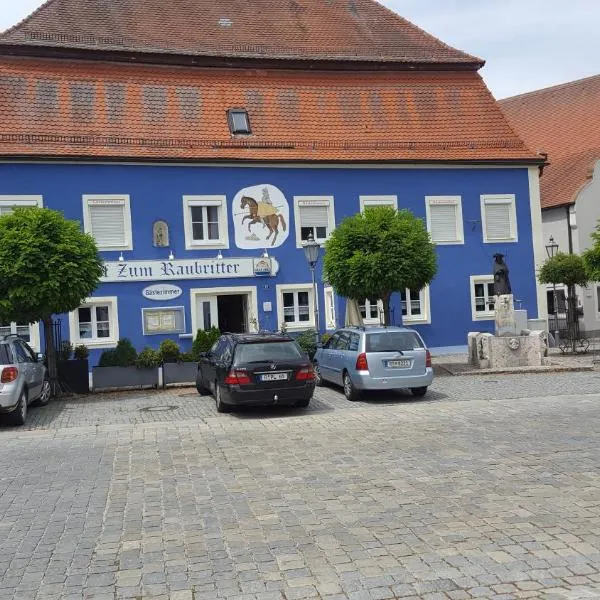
0 161 544 365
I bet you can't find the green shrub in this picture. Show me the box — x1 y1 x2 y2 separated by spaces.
159 339 181 363
73 344 89 360
135 347 161 369
321 333 332 346
295 329 317 358
179 351 196 363
99 338 137 367
58 341 73 361
192 327 220 359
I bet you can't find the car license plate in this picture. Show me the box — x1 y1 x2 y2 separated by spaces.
260 373 288 382
387 359 411 368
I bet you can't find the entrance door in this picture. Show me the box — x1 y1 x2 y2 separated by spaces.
196 295 218 330
218 294 248 333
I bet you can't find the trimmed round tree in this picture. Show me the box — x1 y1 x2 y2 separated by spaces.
323 206 437 325
0 207 104 388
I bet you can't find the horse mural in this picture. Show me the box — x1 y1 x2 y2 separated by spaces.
240 195 287 247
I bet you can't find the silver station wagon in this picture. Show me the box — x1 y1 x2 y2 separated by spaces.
313 326 433 400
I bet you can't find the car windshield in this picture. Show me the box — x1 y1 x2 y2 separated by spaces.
235 341 303 363
365 332 424 352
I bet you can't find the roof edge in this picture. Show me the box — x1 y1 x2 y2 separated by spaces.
499 73 600 102
0 42 485 71
0 155 547 166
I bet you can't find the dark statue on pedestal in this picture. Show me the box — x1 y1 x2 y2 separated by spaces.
493 253 512 296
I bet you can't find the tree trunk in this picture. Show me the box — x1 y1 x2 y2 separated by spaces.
43 317 60 396
382 292 392 326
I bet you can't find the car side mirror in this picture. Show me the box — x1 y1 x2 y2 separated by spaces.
37 353 46 363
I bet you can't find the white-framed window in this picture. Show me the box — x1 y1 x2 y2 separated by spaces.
400 286 431 324
360 299 383 325
480 194 518 243
0 321 41 351
324 286 337 330
293 196 336 247
0 195 43 215
82 195 132 251
276 284 315 329
470 275 496 320
425 196 464 244
183 195 229 250
69 296 119 348
142 307 185 335
359 195 398 212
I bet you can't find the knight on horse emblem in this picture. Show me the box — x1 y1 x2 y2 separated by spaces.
240 186 287 246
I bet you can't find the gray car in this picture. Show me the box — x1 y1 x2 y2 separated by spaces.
313 326 433 400
0 335 52 426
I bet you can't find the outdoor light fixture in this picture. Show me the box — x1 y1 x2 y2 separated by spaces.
545 235 560 340
545 235 559 258
168 250 174 261
262 249 269 258
216 250 223 260
118 252 125 263
302 232 321 348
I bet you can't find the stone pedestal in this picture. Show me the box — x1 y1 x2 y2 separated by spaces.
495 294 516 336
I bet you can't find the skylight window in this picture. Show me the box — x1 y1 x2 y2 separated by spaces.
228 109 251 135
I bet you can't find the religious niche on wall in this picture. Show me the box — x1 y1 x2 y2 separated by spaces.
153 220 169 247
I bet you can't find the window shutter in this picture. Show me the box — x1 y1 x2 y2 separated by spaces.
429 204 458 242
484 203 512 240
299 204 329 228
88 201 126 247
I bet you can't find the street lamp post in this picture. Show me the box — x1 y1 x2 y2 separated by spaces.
545 235 559 343
302 232 321 351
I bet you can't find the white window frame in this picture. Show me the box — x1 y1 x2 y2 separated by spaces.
359 195 398 212
324 286 337 330
401 286 431 325
183 195 229 250
82 194 133 251
470 275 496 321
0 195 43 212
480 194 518 243
0 322 41 351
142 306 186 335
276 284 315 330
293 196 336 248
68 296 119 348
425 196 464 245
360 299 384 325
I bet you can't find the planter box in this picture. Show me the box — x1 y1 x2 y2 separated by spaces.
58 359 90 394
163 362 198 386
92 366 158 391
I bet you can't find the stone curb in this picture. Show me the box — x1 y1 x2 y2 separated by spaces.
435 363 595 376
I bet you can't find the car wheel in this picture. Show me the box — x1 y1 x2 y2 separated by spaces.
343 372 360 402
195 368 207 395
33 377 52 407
215 383 231 413
313 363 324 387
295 398 310 408
7 388 28 427
411 386 428 397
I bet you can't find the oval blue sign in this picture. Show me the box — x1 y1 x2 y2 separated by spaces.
142 283 183 301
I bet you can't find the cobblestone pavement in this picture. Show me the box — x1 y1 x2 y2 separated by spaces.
0 373 600 599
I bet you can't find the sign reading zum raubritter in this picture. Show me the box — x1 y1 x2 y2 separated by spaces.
101 257 279 283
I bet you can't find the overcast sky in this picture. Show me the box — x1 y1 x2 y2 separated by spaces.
0 0 598 99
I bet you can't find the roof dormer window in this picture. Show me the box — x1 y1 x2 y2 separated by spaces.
228 109 251 135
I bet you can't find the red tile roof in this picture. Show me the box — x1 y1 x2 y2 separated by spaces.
0 58 539 163
500 75 600 208
0 0 482 66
